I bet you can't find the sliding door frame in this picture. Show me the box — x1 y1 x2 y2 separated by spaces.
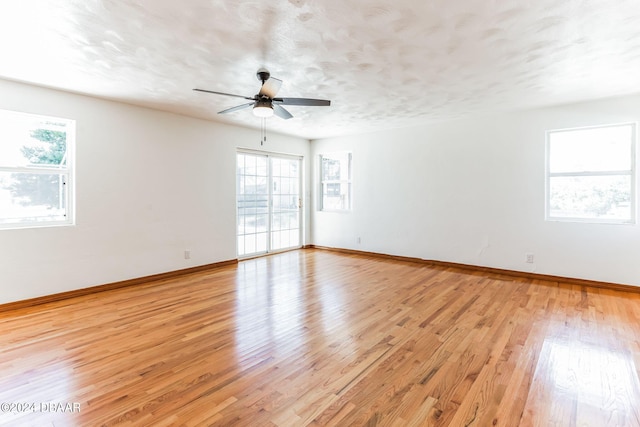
236 148 304 259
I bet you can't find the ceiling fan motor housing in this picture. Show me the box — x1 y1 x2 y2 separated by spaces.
254 99 272 109
256 68 271 83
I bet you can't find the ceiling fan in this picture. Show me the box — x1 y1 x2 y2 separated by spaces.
193 68 330 119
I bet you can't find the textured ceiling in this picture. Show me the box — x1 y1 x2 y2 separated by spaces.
2 0 640 139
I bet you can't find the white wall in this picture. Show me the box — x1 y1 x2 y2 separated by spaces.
0 79 310 304
3 79 638 305
311 95 640 287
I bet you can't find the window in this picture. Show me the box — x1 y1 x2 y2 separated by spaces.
320 152 351 211
546 123 635 223
0 109 75 229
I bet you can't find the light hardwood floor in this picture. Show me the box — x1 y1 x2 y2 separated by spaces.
1 249 640 426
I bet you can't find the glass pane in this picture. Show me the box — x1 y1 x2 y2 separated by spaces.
239 194 256 216
237 215 245 235
272 230 291 250
284 195 297 210
273 177 282 195
272 213 283 231
244 175 256 193
256 214 268 233
244 215 257 234
256 176 267 195
271 158 281 178
256 232 267 253
289 211 299 230
0 172 67 225
321 152 351 180
287 159 299 178
281 212 290 230
281 178 291 195
322 182 349 210
245 155 256 175
271 195 281 212
281 231 291 249
244 234 256 254
289 229 300 247
549 124 633 173
0 110 69 168
549 175 632 220
256 193 268 212
271 230 281 250
279 159 289 178
256 156 267 176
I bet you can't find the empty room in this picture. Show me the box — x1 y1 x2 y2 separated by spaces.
1 1 640 426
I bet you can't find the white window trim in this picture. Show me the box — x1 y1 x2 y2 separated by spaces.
545 122 636 224
0 109 75 230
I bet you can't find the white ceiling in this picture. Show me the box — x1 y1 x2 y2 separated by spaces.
2 0 640 139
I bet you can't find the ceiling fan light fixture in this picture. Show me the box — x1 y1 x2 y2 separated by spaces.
195 68 330 120
253 100 273 118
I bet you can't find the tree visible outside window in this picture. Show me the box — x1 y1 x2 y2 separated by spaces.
0 109 75 229
546 123 635 223
320 152 351 211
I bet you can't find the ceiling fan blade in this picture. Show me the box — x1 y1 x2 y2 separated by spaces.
273 104 293 120
259 77 282 99
218 102 254 115
274 97 331 106
193 88 254 100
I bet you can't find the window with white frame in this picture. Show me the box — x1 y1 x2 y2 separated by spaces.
546 123 636 223
0 109 75 229
320 152 351 211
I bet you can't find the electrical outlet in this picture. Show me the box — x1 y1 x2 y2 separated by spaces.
526 253 534 263
357 237 361 244
184 250 191 260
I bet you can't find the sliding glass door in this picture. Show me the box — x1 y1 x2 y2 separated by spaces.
236 151 302 258
237 153 269 256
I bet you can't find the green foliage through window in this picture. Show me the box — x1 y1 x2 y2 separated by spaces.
0 110 74 229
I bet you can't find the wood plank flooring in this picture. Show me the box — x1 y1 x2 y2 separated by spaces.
1 249 639 426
